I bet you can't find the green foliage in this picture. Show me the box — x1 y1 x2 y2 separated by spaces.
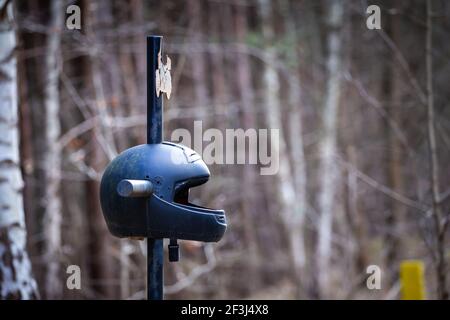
245 31 265 48
276 32 300 69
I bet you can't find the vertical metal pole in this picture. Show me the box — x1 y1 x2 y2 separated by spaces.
147 35 164 300
147 238 163 300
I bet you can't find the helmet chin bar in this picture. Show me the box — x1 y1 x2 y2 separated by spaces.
115 178 227 262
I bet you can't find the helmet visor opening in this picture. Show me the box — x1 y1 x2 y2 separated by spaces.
173 177 219 211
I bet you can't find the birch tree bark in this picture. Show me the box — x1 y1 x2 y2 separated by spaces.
0 0 39 299
42 0 64 299
316 0 344 298
280 0 308 294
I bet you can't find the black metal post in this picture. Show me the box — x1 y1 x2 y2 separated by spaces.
147 36 163 145
147 35 164 300
147 238 163 300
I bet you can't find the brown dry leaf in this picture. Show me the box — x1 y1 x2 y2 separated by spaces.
155 52 172 99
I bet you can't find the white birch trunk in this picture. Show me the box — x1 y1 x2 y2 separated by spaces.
0 0 39 299
287 73 307 274
281 0 308 278
257 0 301 279
42 0 64 299
316 0 344 297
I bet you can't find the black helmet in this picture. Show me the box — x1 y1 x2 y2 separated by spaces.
100 142 227 242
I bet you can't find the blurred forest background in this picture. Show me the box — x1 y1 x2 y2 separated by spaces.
0 0 449 299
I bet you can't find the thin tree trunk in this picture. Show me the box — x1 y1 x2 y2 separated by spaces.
188 0 208 120
0 0 39 299
15 0 47 289
345 146 369 277
426 0 448 300
382 10 405 286
130 0 146 103
42 0 64 299
208 0 229 129
381 10 404 287
257 0 300 294
234 0 262 293
316 0 344 298
82 0 116 298
280 0 308 297
17 24 35 253
99 0 133 299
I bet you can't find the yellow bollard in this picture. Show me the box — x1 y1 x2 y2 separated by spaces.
400 260 426 300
